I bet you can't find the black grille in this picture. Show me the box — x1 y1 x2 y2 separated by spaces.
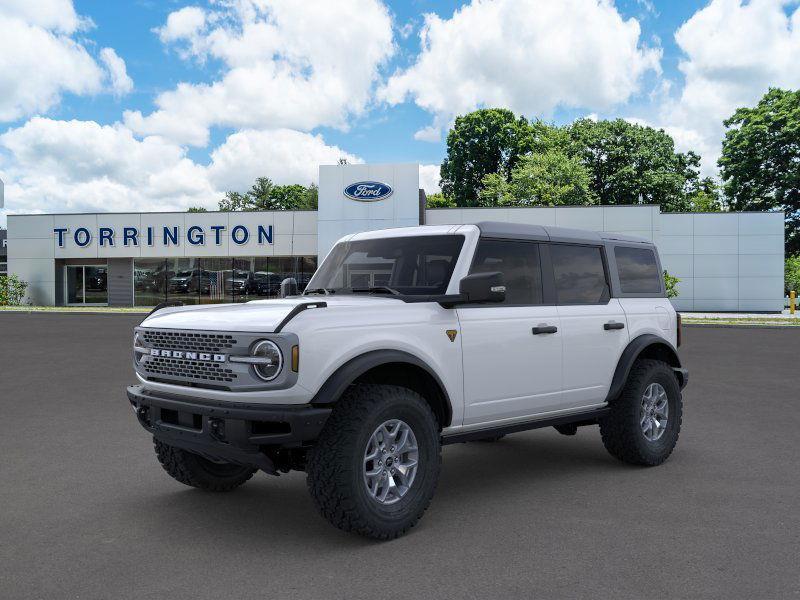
143 356 238 383
142 330 237 353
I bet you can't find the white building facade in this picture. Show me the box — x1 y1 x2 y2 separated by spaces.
6 163 785 311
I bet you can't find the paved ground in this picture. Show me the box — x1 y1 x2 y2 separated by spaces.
1 314 798 599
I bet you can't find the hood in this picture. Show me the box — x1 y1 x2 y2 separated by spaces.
141 295 403 333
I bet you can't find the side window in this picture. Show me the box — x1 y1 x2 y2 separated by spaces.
550 244 608 304
470 240 543 305
615 246 662 294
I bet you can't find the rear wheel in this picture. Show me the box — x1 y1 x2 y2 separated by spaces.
599 359 682 466
153 439 256 492
306 384 441 540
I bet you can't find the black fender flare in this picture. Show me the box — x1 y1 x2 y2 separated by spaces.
605 334 685 403
310 349 453 426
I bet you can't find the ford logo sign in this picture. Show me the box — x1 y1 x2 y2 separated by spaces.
344 181 393 202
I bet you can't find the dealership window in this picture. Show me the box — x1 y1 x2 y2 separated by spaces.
550 244 609 304
133 256 318 307
470 239 543 305
65 265 108 305
614 246 662 294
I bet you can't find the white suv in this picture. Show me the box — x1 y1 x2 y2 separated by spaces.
127 222 688 539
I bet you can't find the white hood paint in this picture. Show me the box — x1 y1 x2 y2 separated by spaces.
141 296 403 333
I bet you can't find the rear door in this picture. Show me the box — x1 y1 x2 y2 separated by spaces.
550 243 629 408
457 239 563 426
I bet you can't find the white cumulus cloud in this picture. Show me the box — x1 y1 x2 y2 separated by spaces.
418 164 442 194
206 129 362 194
380 0 661 141
0 119 363 217
100 48 134 96
126 0 394 147
0 1 132 122
657 0 800 174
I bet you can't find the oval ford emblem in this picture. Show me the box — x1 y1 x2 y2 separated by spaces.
344 181 394 202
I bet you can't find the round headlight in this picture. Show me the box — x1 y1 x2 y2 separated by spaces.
252 340 283 381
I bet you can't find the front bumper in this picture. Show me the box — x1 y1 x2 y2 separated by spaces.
127 385 331 473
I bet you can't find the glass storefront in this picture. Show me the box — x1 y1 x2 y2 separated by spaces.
66 265 108 305
133 256 317 307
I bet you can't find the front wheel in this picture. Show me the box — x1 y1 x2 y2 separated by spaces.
306 384 441 540
599 359 683 466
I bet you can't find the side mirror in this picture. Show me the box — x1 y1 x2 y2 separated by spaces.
458 272 506 304
280 277 298 298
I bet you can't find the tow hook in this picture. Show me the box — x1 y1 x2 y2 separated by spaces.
209 417 226 441
135 406 150 427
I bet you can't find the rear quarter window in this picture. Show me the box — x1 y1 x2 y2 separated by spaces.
550 244 608 304
615 246 662 294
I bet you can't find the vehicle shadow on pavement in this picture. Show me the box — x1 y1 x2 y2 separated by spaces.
115 429 619 548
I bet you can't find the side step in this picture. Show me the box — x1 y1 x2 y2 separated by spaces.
441 407 610 445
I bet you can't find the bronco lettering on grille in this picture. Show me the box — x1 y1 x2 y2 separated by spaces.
150 348 226 362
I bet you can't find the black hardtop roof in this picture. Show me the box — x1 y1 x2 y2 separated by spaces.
472 221 652 245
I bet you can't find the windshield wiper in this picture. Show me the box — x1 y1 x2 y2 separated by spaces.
350 286 401 296
304 288 335 295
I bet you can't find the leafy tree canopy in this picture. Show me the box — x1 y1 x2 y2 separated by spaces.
719 88 800 254
440 109 703 213
440 108 546 206
478 151 594 207
218 177 318 211
566 118 700 212
425 192 455 208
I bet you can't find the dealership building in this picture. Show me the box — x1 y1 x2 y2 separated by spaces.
6 162 785 312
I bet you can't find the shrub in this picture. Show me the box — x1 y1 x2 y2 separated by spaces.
0 274 29 305
663 271 680 299
786 255 800 296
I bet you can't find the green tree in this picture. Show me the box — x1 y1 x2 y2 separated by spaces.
270 184 309 210
785 255 800 295
425 192 456 208
0 274 28 305
187 206 208 213
567 118 700 211
686 177 726 212
719 88 800 254
245 177 275 210
478 151 593 207
303 183 319 210
440 108 541 206
505 151 594 207
218 190 251 212
477 173 511 206
219 177 320 211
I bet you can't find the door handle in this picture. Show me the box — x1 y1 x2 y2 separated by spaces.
532 325 558 335
604 321 625 330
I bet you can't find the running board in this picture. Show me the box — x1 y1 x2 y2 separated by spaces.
441 407 610 445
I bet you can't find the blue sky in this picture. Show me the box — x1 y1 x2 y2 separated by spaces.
55 0 701 165
1 0 799 222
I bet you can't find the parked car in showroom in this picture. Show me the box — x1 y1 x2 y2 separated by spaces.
253 271 283 296
168 269 210 295
127 222 687 539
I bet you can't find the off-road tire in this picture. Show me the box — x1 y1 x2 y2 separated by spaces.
153 438 256 491
306 384 441 540
599 359 682 466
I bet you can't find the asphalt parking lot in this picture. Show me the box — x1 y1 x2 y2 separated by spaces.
1 313 798 599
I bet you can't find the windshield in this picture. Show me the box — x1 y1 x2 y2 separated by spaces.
306 234 464 296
